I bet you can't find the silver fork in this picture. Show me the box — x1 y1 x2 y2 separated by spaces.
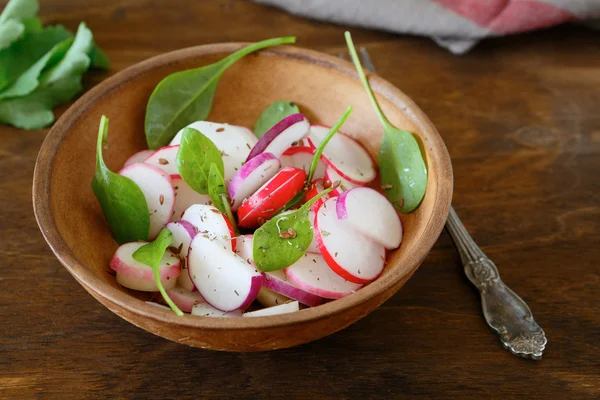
341 48 547 360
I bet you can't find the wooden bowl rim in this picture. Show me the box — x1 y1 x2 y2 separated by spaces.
33 43 453 330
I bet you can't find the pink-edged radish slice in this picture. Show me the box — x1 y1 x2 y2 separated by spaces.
237 166 306 229
337 187 403 249
191 303 243 318
246 114 309 161
171 121 258 182
170 175 212 222
119 163 175 239
110 242 180 291
181 204 236 252
304 178 337 213
124 150 155 167
188 234 263 311
166 287 205 313
227 153 280 211
256 287 291 307
144 145 179 175
234 234 255 264
263 270 323 307
284 252 362 299
315 197 386 284
166 221 197 291
306 210 320 253
324 167 361 197
281 145 326 179
243 301 300 317
308 125 376 184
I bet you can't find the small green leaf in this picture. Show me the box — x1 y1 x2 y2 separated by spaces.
89 44 109 69
345 31 427 213
176 127 224 194
43 22 93 84
91 116 150 243
132 228 183 316
253 100 300 138
0 0 39 24
0 0 39 50
144 36 296 149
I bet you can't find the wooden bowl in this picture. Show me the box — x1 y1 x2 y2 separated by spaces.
33 43 453 351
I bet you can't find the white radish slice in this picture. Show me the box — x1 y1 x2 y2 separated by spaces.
243 301 300 317
263 269 323 307
337 187 403 249
166 287 205 313
308 125 376 184
256 287 291 308
227 153 280 211
124 150 155 167
234 234 255 265
170 175 212 222
325 167 361 197
315 197 386 284
110 242 180 292
166 221 197 291
246 114 309 160
307 210 320 253
188 234 263 311
280 145 326 179
181 204 235 252
119 163 175 239
284 252 362 299
171 121 258 182
191 303 243 318
144 145 179 175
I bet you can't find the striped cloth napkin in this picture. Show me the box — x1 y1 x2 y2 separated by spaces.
253 0 600 54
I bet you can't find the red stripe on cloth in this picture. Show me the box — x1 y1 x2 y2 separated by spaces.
433 0 579 34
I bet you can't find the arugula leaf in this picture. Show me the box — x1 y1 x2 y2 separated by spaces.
253 100 300 138
91 116 150 244
145 36 296 149
43 22 93 84
175 127 224 194
207 163 238 234
0 0 39 50
345 31 427 213
132 228 183 316
253 188 333 272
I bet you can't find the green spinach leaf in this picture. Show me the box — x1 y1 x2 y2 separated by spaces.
0 0 39 50
144 36 295 149
91 116 150 244
176 127 223 194
207 162 238 233
345 31 427 213
253 100 300 138
132 228 183 316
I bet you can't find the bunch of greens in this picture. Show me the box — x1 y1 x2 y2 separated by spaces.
0 0 108 129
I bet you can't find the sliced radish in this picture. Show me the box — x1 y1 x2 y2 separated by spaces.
171 121 258 182
166 287 205 313
119 163 175 239
325 167 361 197
315 197 386 283
337 187 403 249
256 287 291 308
308 125 376 184
144 145 179 176
246 114 309 161
237 167 306 229
166 221 197 291
306 210 320 253
263 269 323 307
281 145 326 180
191 303 243 318
304 178 336 213
284 252 362 299
243 301 300 317
124 150 155 167
227 153 280 211
234 234 255 264
170 175 212 222
110 242 180 291
188 234 263 311
181 204 235 252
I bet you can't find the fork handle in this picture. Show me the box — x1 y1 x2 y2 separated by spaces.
445 206 547 359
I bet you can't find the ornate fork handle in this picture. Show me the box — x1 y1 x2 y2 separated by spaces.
446 207 547 359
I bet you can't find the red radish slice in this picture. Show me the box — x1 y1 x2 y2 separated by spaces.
171 121 258 182
281 145 326 180
188 234 263 311
285 252 362 299
166 221 197 291
337 187 403 249
263 270 323 307
308 125 376 184
243 301 300 317
246 114 309 161
256 288 291 307
191 303 243 318
304 178 337 213
315 197 386 283
124 150 155 167
170 175 212 222
237 167 306 229
144 145 179 175
166 287 205 313
325 167 361 197
182 204 236 252
119 163 175 239
227 153 280 211
110 242 180 291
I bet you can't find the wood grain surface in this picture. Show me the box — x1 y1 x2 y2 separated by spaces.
1 0 599 398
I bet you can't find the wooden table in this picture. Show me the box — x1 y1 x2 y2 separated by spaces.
1 1 599 398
